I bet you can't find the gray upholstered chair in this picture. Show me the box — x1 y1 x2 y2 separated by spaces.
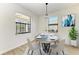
25 39 41 55
50 40 64 55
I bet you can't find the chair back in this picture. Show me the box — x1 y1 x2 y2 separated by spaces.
27 39 32 48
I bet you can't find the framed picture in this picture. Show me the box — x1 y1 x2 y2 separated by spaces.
62 14 75 27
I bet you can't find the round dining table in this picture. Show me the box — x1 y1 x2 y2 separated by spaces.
35 33 59 54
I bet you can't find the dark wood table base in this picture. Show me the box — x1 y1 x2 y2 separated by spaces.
42 43 50 53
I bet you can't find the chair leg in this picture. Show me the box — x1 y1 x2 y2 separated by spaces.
39 49 42 55
27 49 30 54
49 49 52 55
56 52 58 55
31 50 33 55
62 50 64 55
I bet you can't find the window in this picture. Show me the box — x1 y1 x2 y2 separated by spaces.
16 13 31 34
48 16 58 32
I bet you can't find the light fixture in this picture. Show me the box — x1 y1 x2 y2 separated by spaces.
44 3 49 20
45 3 49 32
45 3 48 16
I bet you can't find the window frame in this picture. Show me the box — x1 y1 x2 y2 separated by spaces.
48 16 58 33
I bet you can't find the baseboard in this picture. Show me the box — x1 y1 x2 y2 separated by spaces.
1 39 35 55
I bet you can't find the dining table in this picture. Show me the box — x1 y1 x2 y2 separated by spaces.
35 32 59 54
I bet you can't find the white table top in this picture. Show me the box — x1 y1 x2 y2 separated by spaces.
35 33 58 43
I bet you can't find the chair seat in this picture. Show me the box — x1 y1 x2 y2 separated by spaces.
31 44 40 50
50 44 58 48
50 44 64 55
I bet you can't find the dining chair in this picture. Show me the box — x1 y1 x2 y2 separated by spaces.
50 40 64 55
25 39 41 55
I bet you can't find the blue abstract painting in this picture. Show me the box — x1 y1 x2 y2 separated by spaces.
62 14 75 27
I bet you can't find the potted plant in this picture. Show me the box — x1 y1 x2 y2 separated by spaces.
69 26 78 47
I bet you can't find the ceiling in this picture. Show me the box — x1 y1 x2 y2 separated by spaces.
20 3 79 16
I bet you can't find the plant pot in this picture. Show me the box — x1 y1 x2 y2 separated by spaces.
71 40 77 47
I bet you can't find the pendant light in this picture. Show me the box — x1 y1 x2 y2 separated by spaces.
45 3 48 17
45 3 49 32
44 3 49 19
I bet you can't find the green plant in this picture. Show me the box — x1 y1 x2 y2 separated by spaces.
69 26 78 40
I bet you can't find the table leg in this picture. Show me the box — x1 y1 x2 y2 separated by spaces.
42 43 50 53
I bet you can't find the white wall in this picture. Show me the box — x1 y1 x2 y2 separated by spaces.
1 3 79 54
0 4 39 54
38 16 48 33
38 5 79 45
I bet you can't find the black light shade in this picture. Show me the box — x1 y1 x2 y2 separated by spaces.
46 3 48 5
